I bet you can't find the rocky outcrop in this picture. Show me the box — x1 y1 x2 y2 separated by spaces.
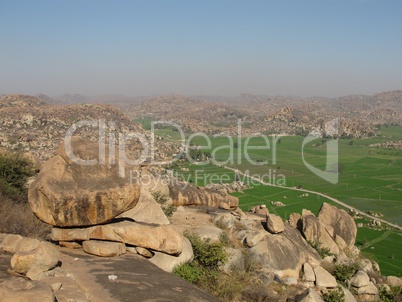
313 266 337 288
82 240 126 257
266 214 285 234
51 227 90 241
245 230 267 247
249 205 269 215
118 187 170 225
385 276 402 287
52 220 185 257
0 278 56 302
302 263 315 283
169 182 238 209
89 221 183 255
28 137 141 227
192 225 222 244
350 270 370 288
135 247 154 258
301 214 340 255
295 288 323 302
2 235 60 280
287 213 301 229
317 202 357 248
2 234 23 253
351 270 379 300
300 203 358 258
250 225 320 278
11 242 59 275
149 237 194 272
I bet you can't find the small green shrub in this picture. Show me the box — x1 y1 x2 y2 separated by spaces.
0 151 36 199
173 232 228 297
151 191 175 217
379 285 402 302
173 262 204 284
185 232 228 268
322 287 345 302
308 241 334 258
332 263 359 286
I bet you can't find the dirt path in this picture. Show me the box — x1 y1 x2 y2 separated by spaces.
225 166 402 232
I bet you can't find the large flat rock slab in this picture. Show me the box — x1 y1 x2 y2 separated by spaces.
0 234 219 302
58 247 220 302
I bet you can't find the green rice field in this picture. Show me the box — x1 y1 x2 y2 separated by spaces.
152 125 402 276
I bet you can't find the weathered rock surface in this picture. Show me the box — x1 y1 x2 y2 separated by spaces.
90 220 183 255
140 169 170 196
334 234 348 251
28 137 141 227
255 205 269 215
221 247 243 274
266 214 285 234
250 226 320 278
350 270 370 288
301 214 340 255
317 202 357 248
82 240 126 257
249 205 269 215
302 263 316 282
135 247 154 258
213 213 237 229
51 227 90 241
302 209 314 217
11 242 59 275
340 285 357 302
287 213 301 229
58 241 82 249
385 276 402 287
192 225 222 243
354 281 378 295
118 187 170 225
2 234 23 253
295 288 324 302
0 278 55 302
245 230 267 247
169 181 238 209
15 238 41 253
149 237 194 272
313 266 337 288
219 202 231 210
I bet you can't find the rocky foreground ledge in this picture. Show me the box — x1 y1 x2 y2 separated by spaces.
0 234 220 302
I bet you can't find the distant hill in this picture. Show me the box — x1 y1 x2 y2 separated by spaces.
114 91 402 137
0 94 144 161
48 93 147 105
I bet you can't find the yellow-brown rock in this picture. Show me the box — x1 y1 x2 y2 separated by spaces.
28 137 141 227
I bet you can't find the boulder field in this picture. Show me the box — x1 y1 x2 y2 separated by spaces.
1 137 398 301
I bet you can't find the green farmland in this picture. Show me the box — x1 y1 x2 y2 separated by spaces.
232 184 402 277
170 126 402 225
157 125 402 276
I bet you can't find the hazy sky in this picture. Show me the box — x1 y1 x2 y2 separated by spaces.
1 0 401 97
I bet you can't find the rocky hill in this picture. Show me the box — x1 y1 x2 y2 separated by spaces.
0 94 180 163
116 90 402 137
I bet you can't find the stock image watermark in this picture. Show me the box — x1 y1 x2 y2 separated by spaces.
128 169 286 190
63 118 339 184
